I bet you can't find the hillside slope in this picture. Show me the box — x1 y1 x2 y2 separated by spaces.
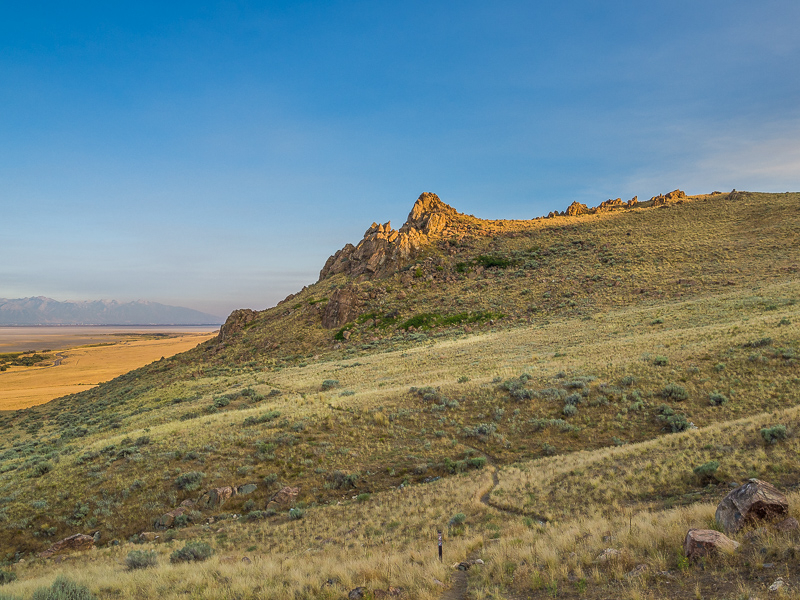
0 190 798 599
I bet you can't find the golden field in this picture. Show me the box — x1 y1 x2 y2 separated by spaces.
0 332 217 411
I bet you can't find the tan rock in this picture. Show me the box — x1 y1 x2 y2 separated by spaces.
565 201 589 216
715 479 789 534
684 529 740 560
154 506 189 529
266 486 299 510
139 532 160 542
196 486 236 510
38 533 95 558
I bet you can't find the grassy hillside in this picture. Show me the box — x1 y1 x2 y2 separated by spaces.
0 190 798 599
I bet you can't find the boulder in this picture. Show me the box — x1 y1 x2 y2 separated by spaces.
266 486 299 511
38 533 95 558
197 486 236 510
154 506 189 529
348 587 369 600
321 286 361 329
684 529 740 560
139 532 160 542
237 483 258 495
715 479 789 534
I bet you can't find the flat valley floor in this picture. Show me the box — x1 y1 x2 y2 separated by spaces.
0 328 218 410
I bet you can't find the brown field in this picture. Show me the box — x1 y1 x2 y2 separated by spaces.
0 332 217 410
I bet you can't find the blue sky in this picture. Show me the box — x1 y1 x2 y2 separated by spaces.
2 1 799 317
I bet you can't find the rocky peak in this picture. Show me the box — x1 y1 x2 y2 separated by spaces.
319 192 460 281
402 192 458 234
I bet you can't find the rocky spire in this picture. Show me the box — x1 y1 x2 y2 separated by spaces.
319 192 459 280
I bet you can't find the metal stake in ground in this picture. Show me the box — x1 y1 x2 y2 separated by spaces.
438 529 443 562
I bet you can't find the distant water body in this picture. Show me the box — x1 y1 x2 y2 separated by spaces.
0 325 219 353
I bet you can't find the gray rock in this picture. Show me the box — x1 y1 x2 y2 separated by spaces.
716 479 789 534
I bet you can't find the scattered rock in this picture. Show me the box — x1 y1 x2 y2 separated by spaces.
715 479 789 534
684 529 740 560
266 486 299 511
348 587 369 600
38 533 95 558
769 577 785 592
197 486 237 510
596 548 622 562
241 556 251 564
775 517 799 532
744 527 769 543
138 532 160 542
179 498 196 508
626 564 648 578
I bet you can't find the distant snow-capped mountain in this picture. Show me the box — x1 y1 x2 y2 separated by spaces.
0 297 223 325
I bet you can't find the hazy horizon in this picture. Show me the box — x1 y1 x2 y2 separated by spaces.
3 2 799 316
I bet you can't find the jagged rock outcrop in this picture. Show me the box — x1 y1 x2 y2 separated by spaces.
715 478 789 534
551 196 638 219
218 309 258 342
319 193 458 280
566 201 590 216
321 286 361 329
684 529 740 560
651 189 686 206
38 533 95 558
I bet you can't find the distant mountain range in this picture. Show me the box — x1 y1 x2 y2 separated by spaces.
0 297 223 326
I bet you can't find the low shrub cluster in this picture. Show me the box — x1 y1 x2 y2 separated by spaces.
170 542 214 564
125 550 158 570
761 425 787 444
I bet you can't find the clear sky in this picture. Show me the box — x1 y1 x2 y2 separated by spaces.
2 1 799 318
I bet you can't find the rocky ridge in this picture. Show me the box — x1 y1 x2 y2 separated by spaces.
319 192 462 280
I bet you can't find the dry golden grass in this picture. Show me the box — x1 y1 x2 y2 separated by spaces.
1 191 800 599
0 333 216 410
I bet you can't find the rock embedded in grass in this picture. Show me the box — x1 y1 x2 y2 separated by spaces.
715 478 789 534
683 529 740 560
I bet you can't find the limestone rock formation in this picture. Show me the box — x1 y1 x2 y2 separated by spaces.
651 189 687 206
196 486 236 510
266 486 299 511
38 533 95 558
551 196 638 219
715 479 789 534
218 309 258 342
566 201 590 217
319 193 458 280
321 286 361 329
684 529 740 560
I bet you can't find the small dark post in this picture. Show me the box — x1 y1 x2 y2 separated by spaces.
438 529 443 562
